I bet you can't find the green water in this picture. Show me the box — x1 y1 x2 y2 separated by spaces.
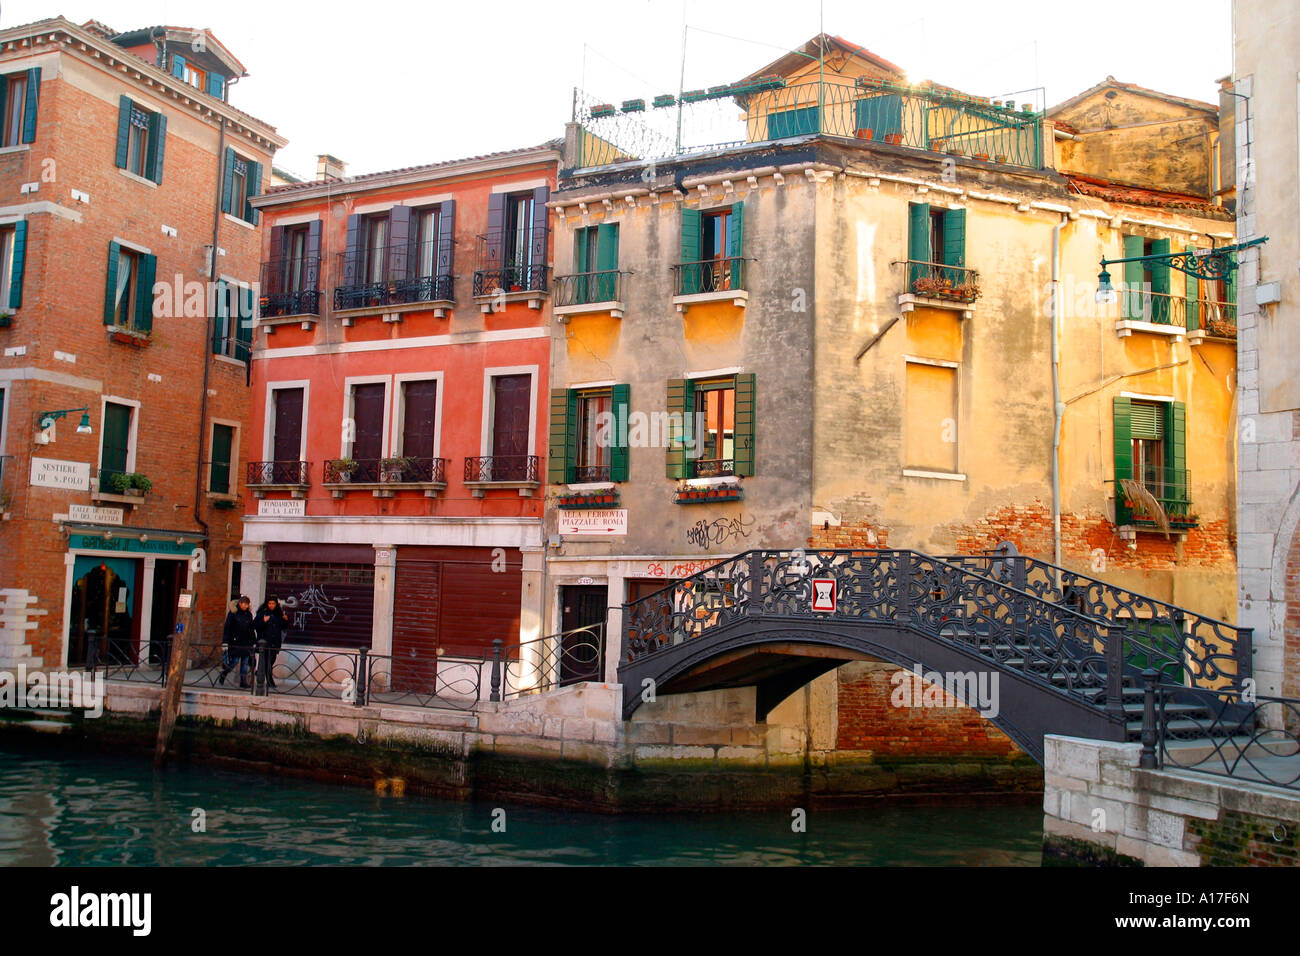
0 745 1043 865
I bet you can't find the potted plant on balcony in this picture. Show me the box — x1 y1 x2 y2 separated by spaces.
111 472 151 497
334 458 358 483
855 128 874 140
380 456 412 483
0 311 12 328
884 133 904 145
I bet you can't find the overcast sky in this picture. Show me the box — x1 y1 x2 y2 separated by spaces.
4 0 1232 178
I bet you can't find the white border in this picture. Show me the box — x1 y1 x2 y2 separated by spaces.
97 395 141 475
206 417 241 495
1120 391 1175 403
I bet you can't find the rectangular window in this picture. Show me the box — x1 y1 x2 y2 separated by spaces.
348 382 387 462
182 62 207 91
287 226 309 291
113 246 137 327
210 423 235 495
99 401 134 492
363 215 389 284
221 148 261 224
906 203 967 291
905 361 959 474
127 106 150 177
692 380 735 476
415 207 441 279
211 280 253 361
2 73 25 148
679 203 744 294
0 226 13 308
271 387 305 465
399 379 439 460
505 193 535 270
1113 397 1189 526
549 384 631 484
665 374 754 479
571 223 619 303
114 96 166 183
576 390 612 481
103 241 156 331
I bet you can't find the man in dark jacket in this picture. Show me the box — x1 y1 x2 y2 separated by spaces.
253 596 290 689
219 596 256 687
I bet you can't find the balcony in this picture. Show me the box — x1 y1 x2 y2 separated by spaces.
671 257 750 311
334 241 455 319
259 256 321 323
1117 469 1197 531
897 261 981 317
553 270 631 319
246 460 310 498
323 456 449 499
1115 291 1237 343
463 455 542 497
472 235 549 312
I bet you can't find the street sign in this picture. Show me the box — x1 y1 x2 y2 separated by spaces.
557 509 628 536
811 578 836 613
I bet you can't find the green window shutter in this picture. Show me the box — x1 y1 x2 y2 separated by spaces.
610 383 630 482
941 207 966 270
244 160 262 225
728 201 745 288
100 404 131 489
103 242 121 325
134 254 156 331
211 280 228 354
146 111 166 183
1150 238 1171 323
8 220 26 309
596 222 619 301
573 227 590 303
1166 401 1187 504
1113 396 1133 524
236 286 254 361
768 105 818 138
1121 235 1145 320
171 53 186 79
680 208 701 294
206 73 225 99
733 373 756 477
1224 249 1237 311
20 67 39 144
855 94 902 136
1184 245 1200 330
548 388 572 484
220 147 235 215
908 202 930 286
114 95 132 169
666 378 692 478
1130 402 1164 440
211 424 233 495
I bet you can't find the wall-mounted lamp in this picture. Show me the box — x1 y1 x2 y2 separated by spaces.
37 407 93 436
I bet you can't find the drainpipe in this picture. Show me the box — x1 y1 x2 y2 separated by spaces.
193 117 228 562
1051 215 1067 581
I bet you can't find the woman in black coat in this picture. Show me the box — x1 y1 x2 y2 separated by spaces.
219 595 256 687
253 596 291 688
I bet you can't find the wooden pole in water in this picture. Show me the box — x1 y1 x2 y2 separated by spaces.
154 589 196 769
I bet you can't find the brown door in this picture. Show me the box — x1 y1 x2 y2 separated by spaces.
491 374 531 480
272 387 304 465
401 380 438 460
351 383 386 463
559 585 606 684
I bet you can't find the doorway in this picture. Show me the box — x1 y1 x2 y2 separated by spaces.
149 560 189 665
68 556 138 666
559 584 606 684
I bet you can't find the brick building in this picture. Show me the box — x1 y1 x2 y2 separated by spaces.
0 18 284 670
239 142 560 691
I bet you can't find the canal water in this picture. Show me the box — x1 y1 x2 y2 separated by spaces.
0 745 1043 865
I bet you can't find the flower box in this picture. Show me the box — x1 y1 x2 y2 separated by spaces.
589 104 616 118
855 128 874 140
884 133 904 145
558 490 620 509
621 98 645 113
653 94 676 108
111 329 151 347
674 484 743 505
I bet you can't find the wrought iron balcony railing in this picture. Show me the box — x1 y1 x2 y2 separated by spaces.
1119 290 1237 336
334 243 454 311
1117 468 1195 528
901 260 981 302
553 270 630 306
464 455 542 483
690 458 735 478
324 457 448 485
247 460 310 487
260 257 321 317
573 464 611 483
472 233 550 297
673 257 749 296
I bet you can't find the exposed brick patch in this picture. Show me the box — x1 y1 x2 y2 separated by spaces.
808 493 891 549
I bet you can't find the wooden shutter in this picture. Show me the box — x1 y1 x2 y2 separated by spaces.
114 96 132 169
20 67 39 144
548 388 574 484
8 220 26 309
387 205 411 280
134 254 156 331
1130 402 1164 440
145 111 166 183
171 53 186 78
728 201 745 288
220 147 236 215
1121 235 1145 320
244 160 261 225
437 200 455 278
211 280 228 354
267 225 286 295
941 208 966 269
680 208 701 294
236 286 254 360
908 202 930 286
101 403 132 481
666 378 694 478
1184 245 1200 330
530 185 550 265
272 388 304 463
401 380 439 460
351 383 387 461
1150 238 1170 323
342 213 362 287
733 373 756 476
1166 401 1187 503
206 73 224 99
1113 396 1133 524
856 93 903 136
610 383 630 482
305 220 322 291
103 242 121 324
484 193 505 273
210 424 234 495
596 222 619 301
573 227 591 303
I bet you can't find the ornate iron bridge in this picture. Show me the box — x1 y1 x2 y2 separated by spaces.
620 548 1253 765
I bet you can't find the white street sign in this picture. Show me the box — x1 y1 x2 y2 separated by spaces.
30 457 90 491
558 509 628 536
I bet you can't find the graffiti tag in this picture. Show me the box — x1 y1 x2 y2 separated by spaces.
686 514 756 550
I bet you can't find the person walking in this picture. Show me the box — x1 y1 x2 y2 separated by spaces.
218 595 256 687
253 596 291 689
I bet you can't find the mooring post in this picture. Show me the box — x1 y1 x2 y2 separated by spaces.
1139 668 1159 769
153 589 196 769
489 638 503 702
355 647 368 707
